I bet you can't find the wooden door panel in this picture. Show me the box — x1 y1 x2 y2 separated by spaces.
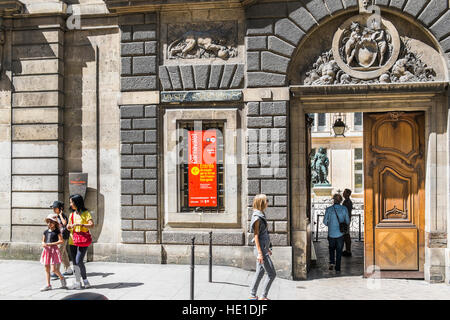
370 113 421 163
374 121 414 156
381 169 409 220
375 228 418 270
364 112 425 276
377 165 415 224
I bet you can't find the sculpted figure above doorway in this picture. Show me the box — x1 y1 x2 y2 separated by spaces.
301 11 437 86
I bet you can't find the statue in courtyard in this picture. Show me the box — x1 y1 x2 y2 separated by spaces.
311 147 330 185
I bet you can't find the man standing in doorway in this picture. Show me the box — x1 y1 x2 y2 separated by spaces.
342 189 353 257
324 194 350 274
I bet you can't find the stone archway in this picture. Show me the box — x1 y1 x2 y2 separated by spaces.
245 0 450 89
277 1 449 281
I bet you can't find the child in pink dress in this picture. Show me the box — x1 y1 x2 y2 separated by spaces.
40 213 67 291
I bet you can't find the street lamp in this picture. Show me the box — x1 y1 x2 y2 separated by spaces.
332 116 346 137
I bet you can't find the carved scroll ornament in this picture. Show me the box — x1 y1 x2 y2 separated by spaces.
385 205 408 219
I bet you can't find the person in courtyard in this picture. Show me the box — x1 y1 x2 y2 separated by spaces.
67 194 94 289
40 213 67 291
249 194 276 300
342 189 353 257
49 201 73 279
323 193 350 274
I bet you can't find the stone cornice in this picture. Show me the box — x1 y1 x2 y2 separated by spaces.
105 0 257 12
290 81 449 97
291 82 448 110
0 0 23 16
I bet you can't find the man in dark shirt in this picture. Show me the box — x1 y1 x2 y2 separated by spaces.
342 189 353 257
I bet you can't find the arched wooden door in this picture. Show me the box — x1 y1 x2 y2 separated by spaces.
364 112 425 277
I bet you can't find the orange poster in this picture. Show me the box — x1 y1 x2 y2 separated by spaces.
188 130 217 207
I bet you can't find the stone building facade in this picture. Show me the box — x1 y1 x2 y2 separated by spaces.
0 0 448 283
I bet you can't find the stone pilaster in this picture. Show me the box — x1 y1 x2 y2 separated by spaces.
0 19 12 241
10 16 64 241
424 97 448 283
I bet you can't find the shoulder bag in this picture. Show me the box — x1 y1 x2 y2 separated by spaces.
71 213 92 247
333 205 349 234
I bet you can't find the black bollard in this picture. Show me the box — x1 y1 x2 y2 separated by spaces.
209 231 212 283
190 236 195 300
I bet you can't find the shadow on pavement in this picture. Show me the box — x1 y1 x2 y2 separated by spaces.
91 282 144 289
212 281 249 287
86 272 115 278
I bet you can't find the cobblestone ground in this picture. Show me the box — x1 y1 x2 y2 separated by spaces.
0 246 449 300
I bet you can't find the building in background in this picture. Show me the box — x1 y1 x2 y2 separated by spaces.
310 112 364 198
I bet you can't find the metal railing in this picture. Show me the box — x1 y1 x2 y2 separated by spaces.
313 213 364 242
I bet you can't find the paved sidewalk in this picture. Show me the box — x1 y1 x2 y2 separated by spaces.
0 259 449 300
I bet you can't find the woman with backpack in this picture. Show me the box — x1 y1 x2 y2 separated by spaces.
50 201 73 279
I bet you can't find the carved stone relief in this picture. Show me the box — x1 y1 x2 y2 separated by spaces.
167 22 238 60
340 21 394 69
303 11 436 85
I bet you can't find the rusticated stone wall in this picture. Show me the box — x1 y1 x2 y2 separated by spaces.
120 13 158 91
120 105 159 244
246 101 289 246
